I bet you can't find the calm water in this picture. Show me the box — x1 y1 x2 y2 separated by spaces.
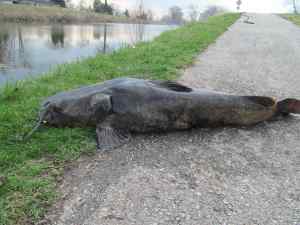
0 22 175 85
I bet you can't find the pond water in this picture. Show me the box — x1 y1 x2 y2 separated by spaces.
0 22 176 85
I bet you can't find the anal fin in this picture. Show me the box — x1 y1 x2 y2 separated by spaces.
96 124 131 151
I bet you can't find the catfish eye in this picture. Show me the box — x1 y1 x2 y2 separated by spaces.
52 105 62 113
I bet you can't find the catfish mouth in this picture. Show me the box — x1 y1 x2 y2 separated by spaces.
43 106 71 127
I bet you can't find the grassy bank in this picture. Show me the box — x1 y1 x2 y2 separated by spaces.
0 13 240 225
0 4 130 23
282 14 300 26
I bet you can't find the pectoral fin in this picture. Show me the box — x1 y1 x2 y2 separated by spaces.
96 119 131 151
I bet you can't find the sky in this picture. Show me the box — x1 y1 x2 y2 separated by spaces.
111 0 295 18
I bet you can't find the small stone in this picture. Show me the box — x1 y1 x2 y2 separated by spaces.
36 219 49 225
0 175 7 187
223 199 229 204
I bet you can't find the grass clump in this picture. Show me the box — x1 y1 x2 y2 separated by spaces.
281 14 300 26
0 13 240 225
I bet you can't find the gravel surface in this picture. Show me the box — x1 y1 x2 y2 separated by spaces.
44 14 300 225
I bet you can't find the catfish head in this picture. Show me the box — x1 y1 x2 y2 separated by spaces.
23 93 112 140
42 93 112 127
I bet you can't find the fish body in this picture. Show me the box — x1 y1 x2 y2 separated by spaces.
39 78 300 150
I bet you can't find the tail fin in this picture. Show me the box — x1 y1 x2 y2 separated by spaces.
277 98 300 115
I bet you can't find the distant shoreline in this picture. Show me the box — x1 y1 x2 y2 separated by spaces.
0 4 136 24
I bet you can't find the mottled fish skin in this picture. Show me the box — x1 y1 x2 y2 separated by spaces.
41 77 281 131
38 77 300 150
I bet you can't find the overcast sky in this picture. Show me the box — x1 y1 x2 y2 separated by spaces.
111 0 295 18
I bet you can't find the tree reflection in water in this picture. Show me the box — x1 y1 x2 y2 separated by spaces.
129 22 145 44
0 25 31 74
51 25 65 48
0 30 9 69
0 22 174 84
94 23 110 54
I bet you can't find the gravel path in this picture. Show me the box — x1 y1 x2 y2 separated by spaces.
45 14 300 225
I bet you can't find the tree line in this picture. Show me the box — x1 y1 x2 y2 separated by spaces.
93 0 227 24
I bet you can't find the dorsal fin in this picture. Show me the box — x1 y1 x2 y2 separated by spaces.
151 80 193 93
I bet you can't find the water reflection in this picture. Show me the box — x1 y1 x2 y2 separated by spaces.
51 25 65 48
103 24 107 53
0 25 31 74
0 30 9 66
0 22 176 84
130 23 145 44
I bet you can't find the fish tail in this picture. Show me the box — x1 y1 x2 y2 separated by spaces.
277 98 300 115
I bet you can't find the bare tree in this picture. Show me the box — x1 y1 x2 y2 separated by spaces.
135 0 147 21
236 0 242 11
146 9 154 21
293 0 298 14
200 5 225 20
188 4 200 21
113 5 123 16
168 6 184 24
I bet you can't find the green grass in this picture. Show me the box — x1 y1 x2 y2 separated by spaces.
0 13 240 225
281 13 300 26
0 4 131 23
